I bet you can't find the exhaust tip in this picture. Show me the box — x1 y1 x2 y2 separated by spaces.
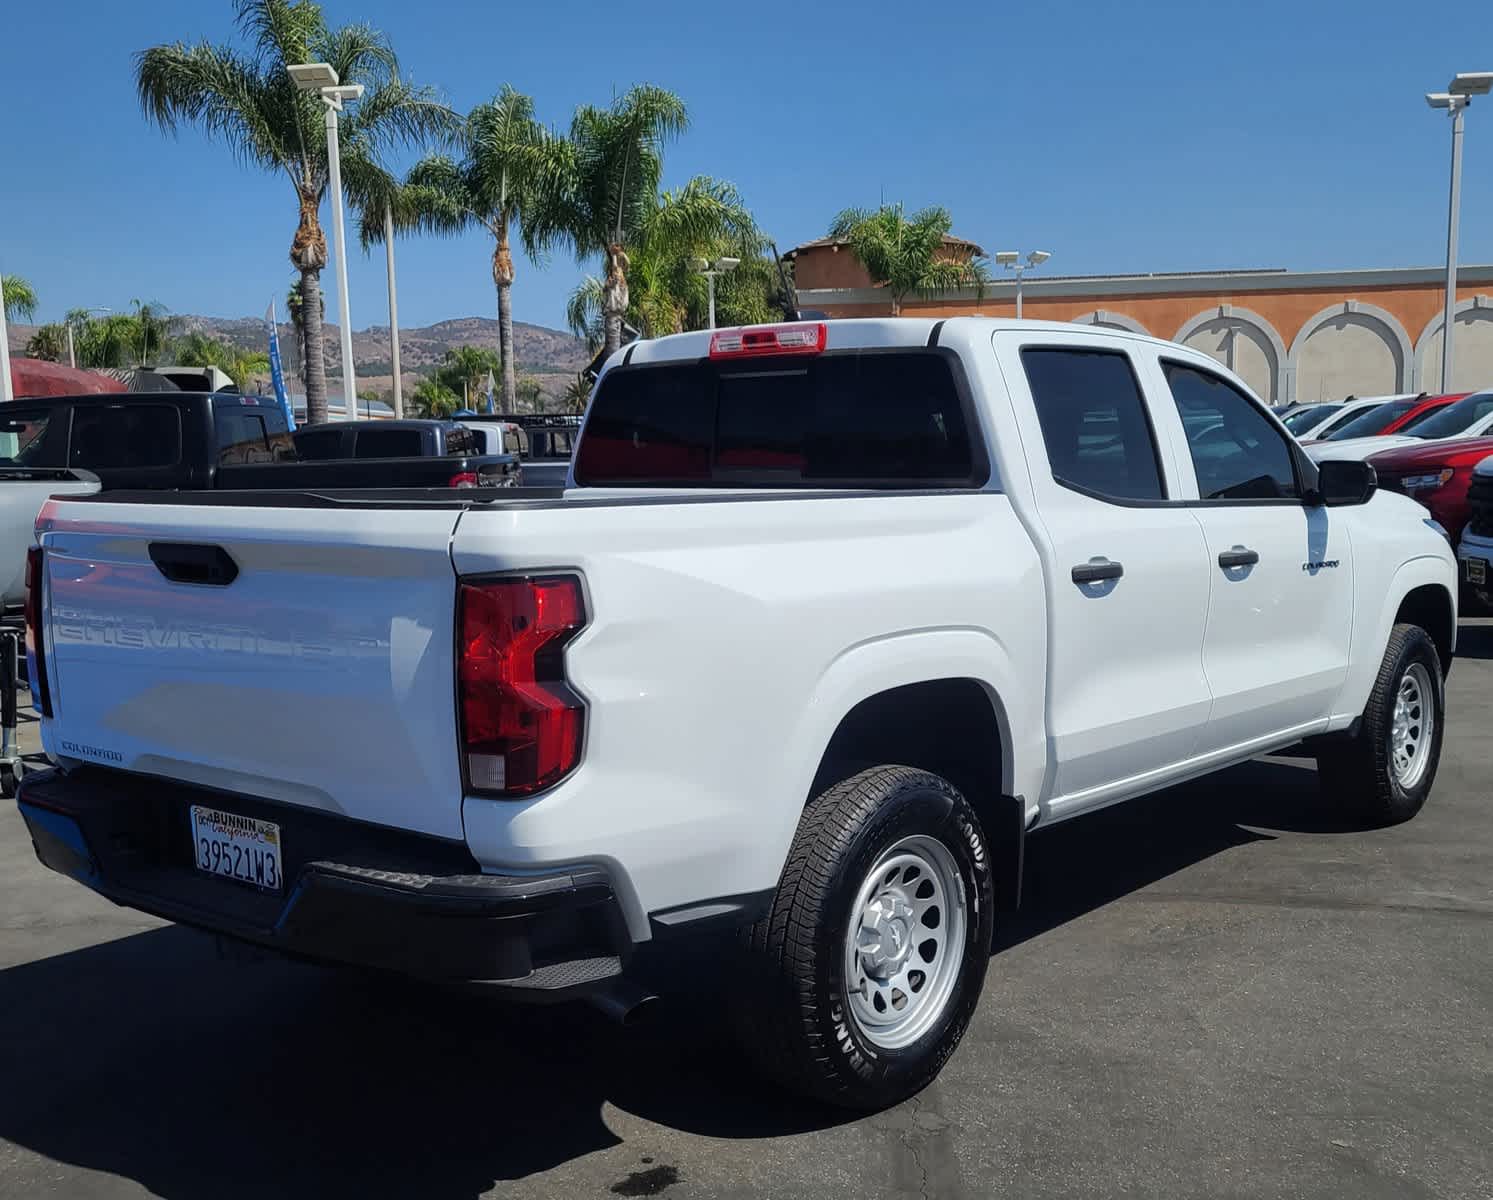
587 982 659 1027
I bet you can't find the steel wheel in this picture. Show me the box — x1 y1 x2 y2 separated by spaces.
843 834 968 1051
1390 661 1434 789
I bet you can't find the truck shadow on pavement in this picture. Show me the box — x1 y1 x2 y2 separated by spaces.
0 756 1334 1196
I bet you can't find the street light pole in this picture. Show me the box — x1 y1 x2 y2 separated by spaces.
688 256 740 329
384 202 403 418
0 283 12 405
323 97 358 418
1427 72 1492 393
289 63 363 420
996 250 1051 319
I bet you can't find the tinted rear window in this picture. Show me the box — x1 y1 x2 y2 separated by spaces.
1409 392 1493 439
1283 404 1341 433
0 409 62 466
1324 398 1417 440
353 428 424 458
293 429 344 460
70 405 181 469
574 351 981 487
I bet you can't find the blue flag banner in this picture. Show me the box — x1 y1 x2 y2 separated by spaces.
266 301 294 430
484 369 496 414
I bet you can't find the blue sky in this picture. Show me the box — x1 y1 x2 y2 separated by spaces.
3 0 1492 335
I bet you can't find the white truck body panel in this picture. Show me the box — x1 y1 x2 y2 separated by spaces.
36 501 467 838
29 318 1459 937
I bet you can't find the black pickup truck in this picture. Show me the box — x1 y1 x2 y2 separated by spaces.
0 394 521 491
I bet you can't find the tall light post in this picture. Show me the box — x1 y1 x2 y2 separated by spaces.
688 256 740 329
383 202 403 418
65 307 111 369
995 250 1051 318
1427 72 1492 392
289 62 364 419
0 277 11 405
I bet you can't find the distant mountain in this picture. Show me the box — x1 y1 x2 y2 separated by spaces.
7 313 592 400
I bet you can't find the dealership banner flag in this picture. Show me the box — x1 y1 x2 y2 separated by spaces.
266 301 294 430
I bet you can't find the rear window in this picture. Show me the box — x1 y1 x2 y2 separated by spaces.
353 428 424 459
1282 404 1341 433
573 351 981 487
444 427 476 456
1324 398 1417 440
69 404 181 469
1408 392 1493 439
0 409 62 466
215 405 294 465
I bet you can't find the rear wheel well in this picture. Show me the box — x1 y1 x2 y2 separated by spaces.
812 679 1022 909
1395 584 1454 674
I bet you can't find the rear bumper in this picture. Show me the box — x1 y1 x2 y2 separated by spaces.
17 767 633 993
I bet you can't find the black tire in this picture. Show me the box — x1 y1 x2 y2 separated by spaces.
1316 623 1444 825
735 766 994 1109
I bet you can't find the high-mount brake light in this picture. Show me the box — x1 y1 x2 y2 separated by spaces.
708 322 827 359
457 574 588 797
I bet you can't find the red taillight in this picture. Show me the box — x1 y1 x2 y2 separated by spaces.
448 471 480 489
709 322 827 359
25 546 52 718
457 574 587 796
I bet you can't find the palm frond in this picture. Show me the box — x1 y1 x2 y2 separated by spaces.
233 0 319 70
1 275 39 322
135 42 292 171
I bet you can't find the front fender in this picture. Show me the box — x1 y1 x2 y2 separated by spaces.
1333 553 1457 726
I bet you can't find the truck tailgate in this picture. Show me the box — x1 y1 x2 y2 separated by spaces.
35 498 468 839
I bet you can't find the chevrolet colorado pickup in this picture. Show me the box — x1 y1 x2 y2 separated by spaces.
16 318 1458 1110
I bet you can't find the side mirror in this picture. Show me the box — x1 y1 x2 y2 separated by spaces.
1312 458 1377 507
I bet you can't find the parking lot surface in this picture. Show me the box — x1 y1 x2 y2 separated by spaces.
2 622 1490 1200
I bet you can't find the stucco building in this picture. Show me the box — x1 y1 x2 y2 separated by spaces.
787 240 1493 405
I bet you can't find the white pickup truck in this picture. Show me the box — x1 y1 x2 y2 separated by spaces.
16 318 1458 1110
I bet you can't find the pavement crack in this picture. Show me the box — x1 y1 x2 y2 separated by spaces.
904 1093 931 1200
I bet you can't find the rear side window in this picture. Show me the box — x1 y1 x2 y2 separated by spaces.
69 405 181 470
1324 398 1416 440
293 429 344 460
353 428 423 458
574 351 980 487
1021 348 1165 502
215 407 294 465
0 409 62 466
444 427 475 456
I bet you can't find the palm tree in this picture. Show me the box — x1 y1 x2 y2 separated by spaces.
410 376 459 417
432 344 500 408
136 0 455 424
2 275 38 323
563 176 761 345
561 372 591 414
175 330 271 389
24 325 68 362
827 205 989 316
370 86 561 411
529 85 700 358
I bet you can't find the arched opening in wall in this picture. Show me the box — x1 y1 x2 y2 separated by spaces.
1418 308 1493 393
1295 316 1402 403
1070 310 1150 337
1179 318 1278 402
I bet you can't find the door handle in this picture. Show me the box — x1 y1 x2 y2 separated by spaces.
1071 559 1124 584
1218 547 1260 569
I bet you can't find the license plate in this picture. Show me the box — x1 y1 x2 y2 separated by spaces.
190 806 283 892
1468 558 1487 585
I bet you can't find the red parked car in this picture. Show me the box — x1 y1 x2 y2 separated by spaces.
1367 433 1493 543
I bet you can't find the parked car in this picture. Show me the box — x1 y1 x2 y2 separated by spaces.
1458 456 1493 609
1312 389 1493 464
1365 435 1493 545
0 467 98 611
292 419 522 487
0 394 520 491
1289 394 1405 442
17 318 1457 1111
1280 402 1345 438
1307 391 1456 444
460 413 580 487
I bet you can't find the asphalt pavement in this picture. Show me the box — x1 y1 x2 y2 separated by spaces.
1 622 1490 1199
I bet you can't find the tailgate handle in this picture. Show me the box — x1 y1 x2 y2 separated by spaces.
148 542 239 586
